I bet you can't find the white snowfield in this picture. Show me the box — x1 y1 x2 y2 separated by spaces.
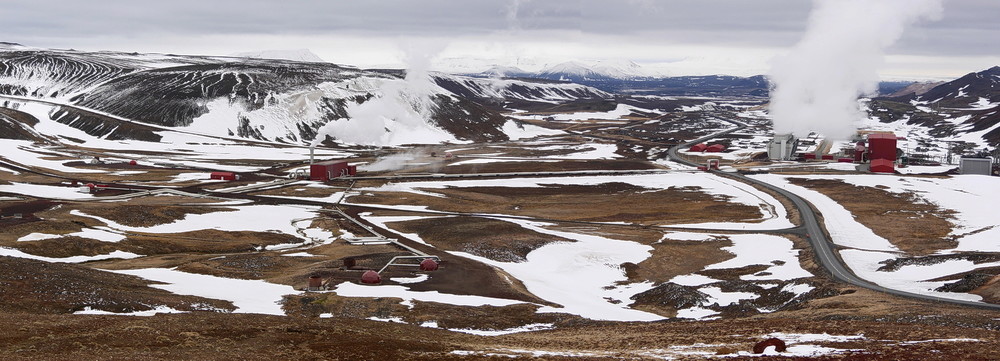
666 233 814 320
509 103 639 122
751 173 1000 302
69 205 328 242
111 268 300 315
501 120 564 140
0 140 105 174
450 217 662 322
0 247 141 263
331 282 525 308
0 182 96 200
1 100 350 174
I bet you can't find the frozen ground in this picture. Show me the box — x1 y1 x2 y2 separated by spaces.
751 173 1000 302
70 205 327 241
112 268 300 315
450 217 662 322
665 233 814 319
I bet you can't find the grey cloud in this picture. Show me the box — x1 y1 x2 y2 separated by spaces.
0 0 996 58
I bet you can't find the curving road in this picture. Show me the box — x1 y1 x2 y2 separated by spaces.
667 112 1000 311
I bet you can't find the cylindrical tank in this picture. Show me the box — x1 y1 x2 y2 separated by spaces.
419 259 439 271
308 275 322 289
360 270 381 284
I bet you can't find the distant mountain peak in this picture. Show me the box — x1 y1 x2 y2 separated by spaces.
231 49 326 63
480 65 531 78
538 60 649 80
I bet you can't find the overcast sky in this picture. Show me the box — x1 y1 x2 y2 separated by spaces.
2 0 997 80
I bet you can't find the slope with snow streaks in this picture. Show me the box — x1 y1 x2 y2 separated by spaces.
0 51 138 99
872 66 1000 146
0 46 609 145
434 75 610 103
74 62 359 129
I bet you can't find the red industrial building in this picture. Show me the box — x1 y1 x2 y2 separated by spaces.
310 161 357 181
870 159 895 173
210 172 239 181
689 143 708 152
867 133 897 173
868 133 897 162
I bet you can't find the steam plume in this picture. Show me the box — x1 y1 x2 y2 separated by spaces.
311 39 453 147
768 0 943 140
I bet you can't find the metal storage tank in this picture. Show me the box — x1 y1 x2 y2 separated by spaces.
307 275 323 290
705 144 726 153
360 270 381 284
767 134 799 160
960 158 992 175
419 259 439 271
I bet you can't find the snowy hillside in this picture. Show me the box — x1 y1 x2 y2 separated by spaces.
869 66 1000 147
0 46 610 146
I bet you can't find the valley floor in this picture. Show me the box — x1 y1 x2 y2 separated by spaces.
2 100 999 359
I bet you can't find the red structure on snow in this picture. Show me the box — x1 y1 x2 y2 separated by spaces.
689 143 708 152
705 144 726 153
870 158 895 173
310 161 356 181
868 133 897 162
210 172 239 181
867 133 897 173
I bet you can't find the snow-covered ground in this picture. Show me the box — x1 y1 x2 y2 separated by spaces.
451 217 661 322
508 104 641 122
70 205 326 241
330 282 525 308
111 268 300 315
0 182 95 200
0 247 141 263
1 100 351 174
664 233 814 319
751 173 1000 302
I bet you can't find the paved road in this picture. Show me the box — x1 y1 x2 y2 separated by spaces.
667 113 1000 311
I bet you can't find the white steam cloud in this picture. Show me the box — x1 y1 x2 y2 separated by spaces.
359 151 423 172
311 39 455 147
768 0 943 140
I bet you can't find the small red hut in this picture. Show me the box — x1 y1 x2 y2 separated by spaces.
210 172 239 181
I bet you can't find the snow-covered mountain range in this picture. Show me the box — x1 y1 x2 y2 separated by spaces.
0 44 609 145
